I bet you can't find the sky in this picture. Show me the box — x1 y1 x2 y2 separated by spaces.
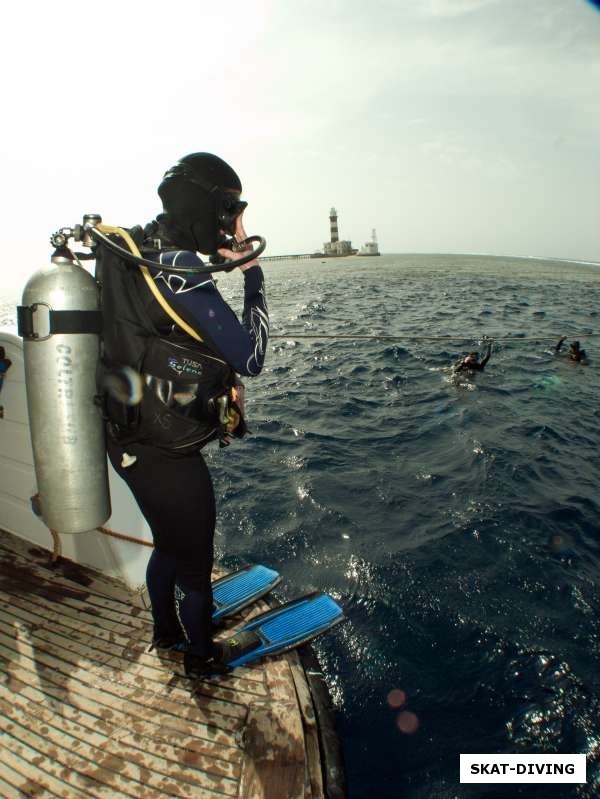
1 0 599 293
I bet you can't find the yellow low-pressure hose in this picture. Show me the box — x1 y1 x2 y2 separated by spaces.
96 223 203 343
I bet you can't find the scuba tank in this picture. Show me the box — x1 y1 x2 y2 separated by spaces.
17 241 110 534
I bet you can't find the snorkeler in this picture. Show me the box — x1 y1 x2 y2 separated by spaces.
453 340 493 373
555 335 588 363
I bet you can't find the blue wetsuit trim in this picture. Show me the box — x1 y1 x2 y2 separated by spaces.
148 250 269 376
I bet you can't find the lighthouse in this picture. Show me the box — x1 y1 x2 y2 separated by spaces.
329 207 339 243
323 207 356 256
359 228 380 256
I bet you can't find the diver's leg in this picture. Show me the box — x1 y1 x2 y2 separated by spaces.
146 549 182 646
169 451 216 659
107 439 186 645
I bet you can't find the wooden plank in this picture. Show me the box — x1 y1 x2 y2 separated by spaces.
0 626 245 732
0 561 271 691
0 588 142 649
1 716 176 799
288 654 317 728
0 772 34 799
0 641 242 751
0 528 139 604
0 561 143 639
1 748 93 799
289 655 325 799
0 608 250 719
1 661 243 766
0 527 330 799
238 700 307 799
263 657 300 704
0 683 240 783
1 541 281 689
1 592 269 701
0 555 148 633
258 657 314 798
0 698 238 798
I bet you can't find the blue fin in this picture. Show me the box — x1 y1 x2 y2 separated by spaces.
219 591 345 668
212 564 281 621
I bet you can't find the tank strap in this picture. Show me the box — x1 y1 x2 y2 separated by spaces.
17 305 103 340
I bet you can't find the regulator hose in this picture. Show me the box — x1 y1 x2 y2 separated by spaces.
90 228 266 274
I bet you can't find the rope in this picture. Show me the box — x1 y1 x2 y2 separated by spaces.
98 526 154 548
46 525 152 562
270 334 597 342
50 529 61 563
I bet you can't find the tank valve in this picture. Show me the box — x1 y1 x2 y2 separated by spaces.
50 229 74 248
74 214 102 248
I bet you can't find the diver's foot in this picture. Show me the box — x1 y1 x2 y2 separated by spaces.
183 644 230 679
148 633 187 653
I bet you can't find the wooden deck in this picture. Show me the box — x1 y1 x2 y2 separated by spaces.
0 528 330 799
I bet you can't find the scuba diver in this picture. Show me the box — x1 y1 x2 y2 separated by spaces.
453 340 493 373
555 335 588 363
0 346 11 391
99 152 269 678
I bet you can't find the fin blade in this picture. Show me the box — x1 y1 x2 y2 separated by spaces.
212 564 281 621
223 592 345 668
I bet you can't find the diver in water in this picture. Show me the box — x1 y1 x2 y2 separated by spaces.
99 153 269 677
555 335 588 363
453 341 493 373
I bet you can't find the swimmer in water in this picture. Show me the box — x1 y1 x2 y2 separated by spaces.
453 340 493 373
555 335 588 364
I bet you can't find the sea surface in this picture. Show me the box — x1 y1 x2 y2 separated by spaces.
2 253 600 799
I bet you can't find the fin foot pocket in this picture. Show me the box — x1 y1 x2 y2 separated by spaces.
184 647 230 679
221 592 345 669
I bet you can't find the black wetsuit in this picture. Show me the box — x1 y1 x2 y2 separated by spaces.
454 344 492 373
555 339 587 362
107 249 268 657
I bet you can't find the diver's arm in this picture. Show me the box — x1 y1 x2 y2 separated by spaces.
480 343 492 368
150 251 269 376
239 266 269 375
197 268 268 376
214 212 269 374
555 335 567 353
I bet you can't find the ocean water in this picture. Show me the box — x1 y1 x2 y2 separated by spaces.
2 253 600 799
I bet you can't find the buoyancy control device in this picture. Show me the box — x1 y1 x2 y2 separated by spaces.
96 225 243 451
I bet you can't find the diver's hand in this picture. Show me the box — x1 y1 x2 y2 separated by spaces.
217 212 258 271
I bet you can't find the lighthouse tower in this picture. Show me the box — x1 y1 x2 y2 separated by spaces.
323 207 355 256
329 207 339 243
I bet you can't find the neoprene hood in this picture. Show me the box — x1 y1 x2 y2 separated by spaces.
157 153 242 254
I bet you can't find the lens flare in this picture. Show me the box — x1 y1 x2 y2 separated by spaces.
103 366 143 405
387 689 407 709
396 711 419 734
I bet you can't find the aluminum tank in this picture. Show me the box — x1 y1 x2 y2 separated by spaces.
20 254 111 533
